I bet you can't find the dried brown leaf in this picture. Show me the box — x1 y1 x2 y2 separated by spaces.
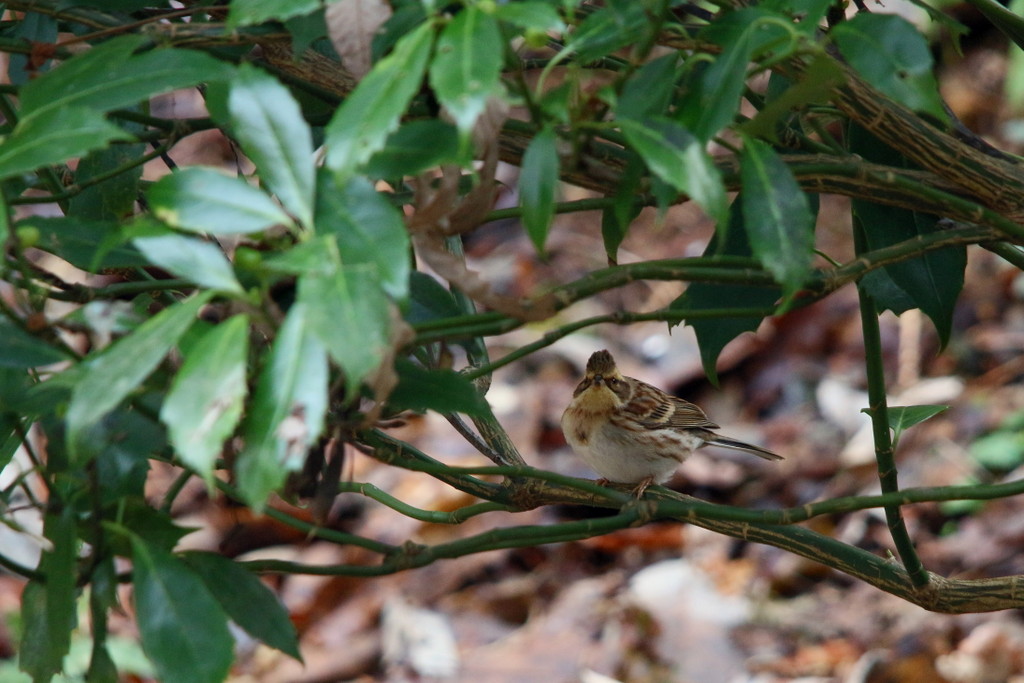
362 305 414 425
325 0 392 79
404 131 556 321
411 228 556 321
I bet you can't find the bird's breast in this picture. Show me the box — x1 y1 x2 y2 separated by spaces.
561 404 611 451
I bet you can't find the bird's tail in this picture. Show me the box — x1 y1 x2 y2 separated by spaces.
707 435 783 461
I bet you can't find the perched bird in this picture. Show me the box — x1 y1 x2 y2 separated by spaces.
561 349 782 495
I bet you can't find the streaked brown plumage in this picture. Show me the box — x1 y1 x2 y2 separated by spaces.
561 349 781 495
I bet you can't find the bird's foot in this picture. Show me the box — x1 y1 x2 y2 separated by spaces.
630 477 654 498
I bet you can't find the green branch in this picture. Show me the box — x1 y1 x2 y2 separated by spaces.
345 462 1024 525
212 478 400 556
483 197 621 223
0 549 43 581
9 142 174 206
985 241 1024 270
337 481 511 523
362 417 1024 611
242 451 1024 611
44 278 195 303
362 431 511 502
822 223 996 294
412 224 995 348
463 306 775 380
854 226 929 588
241 510 644 577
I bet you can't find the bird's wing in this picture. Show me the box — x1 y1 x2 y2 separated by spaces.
660 395 720 430
626 381 720 430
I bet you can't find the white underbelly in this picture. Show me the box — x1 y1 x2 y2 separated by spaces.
563 415 703 484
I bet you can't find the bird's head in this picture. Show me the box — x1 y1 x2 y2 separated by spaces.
572 350 632 409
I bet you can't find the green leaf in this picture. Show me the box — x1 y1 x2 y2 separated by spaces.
69 142 146 220
8 12 57 86
0 32 239 179
0 37 229 179
314 170 411 300
87 641 119 683
429 5 504 137
760 0 832 26
364 120 464 178
700 7 802 54
182 551 302 660
671 199 781 384
0 35 226 178
739 137 814 301
286 9 328 55
372 3 427 59
887 404 948 446
88 554 121 621
227 0 320 27
0 417 22 475
21 217 144 270
518 126 559 252
93 411 157 505
206 64 315 227
324 21 434 176
236 303 328 509
859 267 916 315
131 538 233 683
739 56 844 141
18 509 77 683
850 125 965 346
1007 0 1024 109
112 503 194 555
494 2 565 32
0 317 69 368
564 3 648 63
682 8 793 142
855 210 965 346
298 262 393 391
387 358 491 416
1 366 36 418
0 107 132 181
831 14 949 124
620 117 727 226
261 236 336 276
134 234 243 295
601 154 643 261
964 0 1024 51
161 316 249 487
0 190 9 247
18 36 232 118
618 54 679 122
406 271 463 325
148 167 294 235
19 583 59 683
66 293 213 456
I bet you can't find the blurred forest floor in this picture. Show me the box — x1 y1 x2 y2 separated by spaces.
6 6 1024 683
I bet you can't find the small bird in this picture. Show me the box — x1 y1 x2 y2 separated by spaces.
561 349 781 495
